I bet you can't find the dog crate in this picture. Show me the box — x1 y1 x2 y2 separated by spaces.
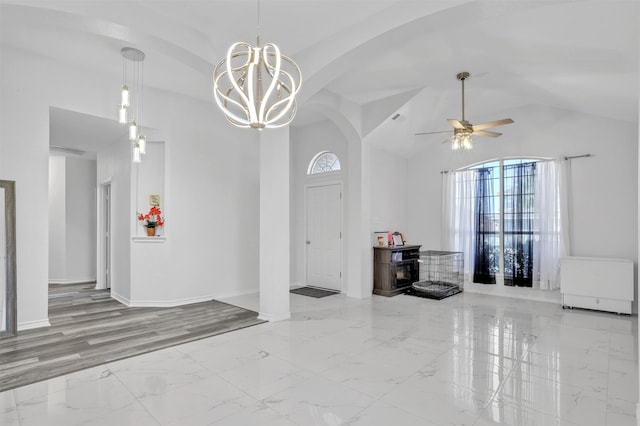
407 250 464 300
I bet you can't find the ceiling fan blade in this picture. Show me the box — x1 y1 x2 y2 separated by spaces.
415 130 453 136
441 136 455 144
447 119 466 129
472 118 514 131
473 130 502 138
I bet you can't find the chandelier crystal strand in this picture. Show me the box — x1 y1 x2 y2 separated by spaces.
212 0 301 129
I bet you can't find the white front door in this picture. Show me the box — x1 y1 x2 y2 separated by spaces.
306 184 342 291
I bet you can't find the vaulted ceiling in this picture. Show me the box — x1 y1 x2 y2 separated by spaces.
1 1 638 153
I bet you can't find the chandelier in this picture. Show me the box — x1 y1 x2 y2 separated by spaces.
118 47 147 162
212 2 301 129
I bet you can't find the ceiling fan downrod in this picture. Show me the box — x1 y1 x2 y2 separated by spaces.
457 71 470 122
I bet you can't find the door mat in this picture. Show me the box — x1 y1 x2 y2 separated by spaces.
290 287 339 298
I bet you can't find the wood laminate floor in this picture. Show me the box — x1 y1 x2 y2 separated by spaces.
0 283 265 392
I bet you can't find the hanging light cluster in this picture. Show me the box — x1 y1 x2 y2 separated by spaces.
118 47 147 162
212 0 301 129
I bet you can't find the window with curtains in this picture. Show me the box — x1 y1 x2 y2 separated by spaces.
444 157 563 290
469 159 540 287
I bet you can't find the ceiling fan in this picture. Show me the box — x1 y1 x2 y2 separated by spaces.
415 72 514 150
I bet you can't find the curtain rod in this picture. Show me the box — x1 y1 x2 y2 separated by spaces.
441 155 591 174
564 154 591 161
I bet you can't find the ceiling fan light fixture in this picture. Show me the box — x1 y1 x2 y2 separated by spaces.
452 132 472 150
416 71 513 151
462 134 472 150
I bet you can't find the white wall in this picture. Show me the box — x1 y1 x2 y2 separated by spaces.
128 92 259 305
48 155 97 284
48 155 66 281
65 157 96 282
2 44 261 327
290 119 348 287
370 147 409 242
97 137 132 302
407 104 638 302
2 47 61 328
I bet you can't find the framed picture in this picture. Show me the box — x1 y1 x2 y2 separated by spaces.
392 233 404 246
374 232 389 247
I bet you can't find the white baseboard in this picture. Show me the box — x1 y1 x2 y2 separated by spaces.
49 278 97 285
211 286 260 300
110 291 131 306
258 311 291 322
125 294 218 308
289 281 304 289
464 282 562 305
18 318 51 331
111 288 262 308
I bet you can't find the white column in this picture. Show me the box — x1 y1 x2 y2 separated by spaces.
346 136 373 299
258 127 291 321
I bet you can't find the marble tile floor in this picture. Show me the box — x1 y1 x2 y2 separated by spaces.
1 291 637 425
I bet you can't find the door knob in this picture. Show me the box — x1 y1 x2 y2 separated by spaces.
306 240 311 245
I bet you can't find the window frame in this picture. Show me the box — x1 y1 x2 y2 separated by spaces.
464 157 548 282
307 151 342 175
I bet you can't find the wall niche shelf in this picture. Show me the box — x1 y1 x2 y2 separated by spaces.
132 236 166 243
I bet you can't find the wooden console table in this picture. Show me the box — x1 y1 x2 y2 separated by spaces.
373 245 421 296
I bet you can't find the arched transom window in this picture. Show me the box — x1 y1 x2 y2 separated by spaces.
308 151 341 175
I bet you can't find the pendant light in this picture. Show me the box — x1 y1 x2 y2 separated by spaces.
118 47 148 162
212 0 301 129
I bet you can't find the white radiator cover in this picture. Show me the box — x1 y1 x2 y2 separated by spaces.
560 256 634 314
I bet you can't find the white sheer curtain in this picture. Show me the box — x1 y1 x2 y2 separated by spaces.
533 160 565 290
442 169 477 283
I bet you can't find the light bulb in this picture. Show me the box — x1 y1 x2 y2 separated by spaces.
138 134 146 155
129 121 137 140
133 143 141 163
452 135 460 150
121 85 130 107
463 135 472 150
118 104 127 124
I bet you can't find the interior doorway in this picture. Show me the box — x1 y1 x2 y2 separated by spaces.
305 183 342 292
